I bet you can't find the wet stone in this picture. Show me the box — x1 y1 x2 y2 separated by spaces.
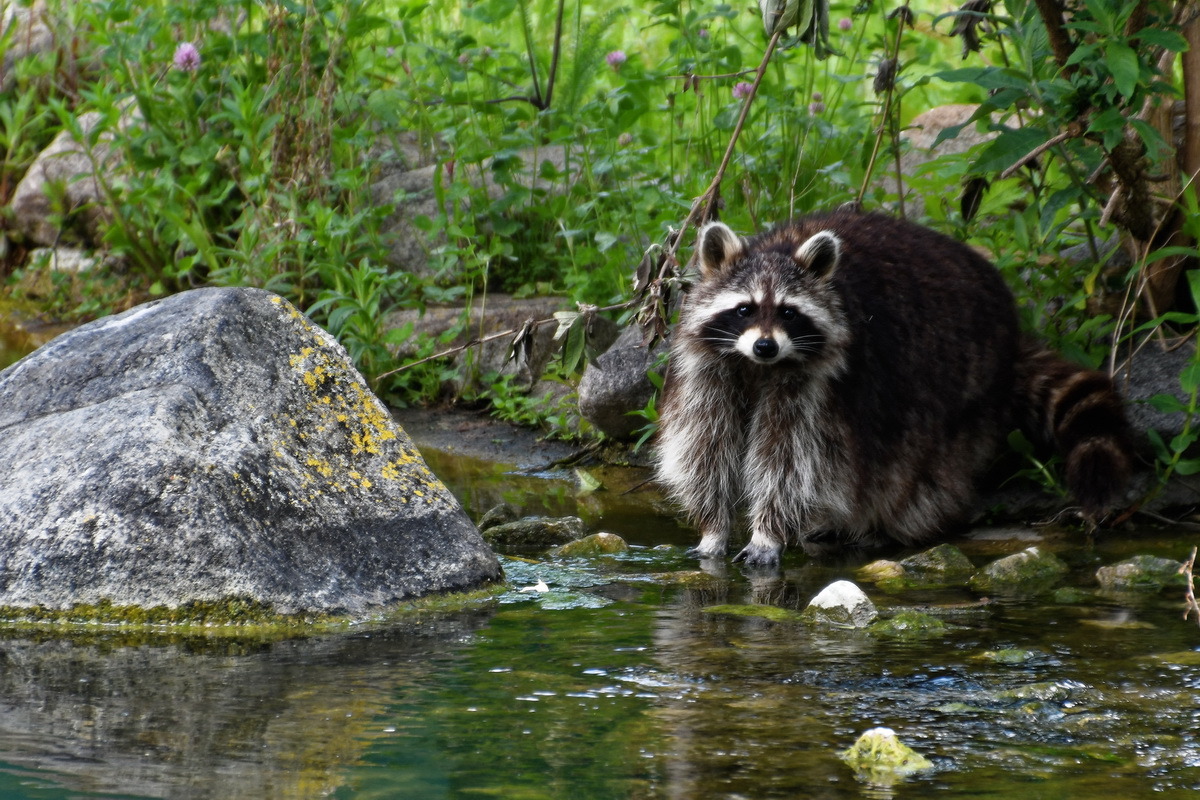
549 532 629 557
968 546 1069 593
869 611 947 639
702 604 806 623
976 648 1043 665
483 515 586 548
900 543 974 579
857 559 904 583
801 580 878 628
839 727 933 784
1095 555 1185 591
478 503 519 532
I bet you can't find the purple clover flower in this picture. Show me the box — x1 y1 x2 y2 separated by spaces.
173 42 201 73
606 50 627 71
838 17 853 31
732 81 754 100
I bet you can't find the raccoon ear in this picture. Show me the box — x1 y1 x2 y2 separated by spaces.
696 222 745 278
795 230 841 277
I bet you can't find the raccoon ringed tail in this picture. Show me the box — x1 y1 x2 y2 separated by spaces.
1016 340 1134 519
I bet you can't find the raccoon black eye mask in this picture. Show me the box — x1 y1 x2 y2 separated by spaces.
654 208 1133 567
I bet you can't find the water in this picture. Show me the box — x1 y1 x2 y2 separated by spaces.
1 444 1200 798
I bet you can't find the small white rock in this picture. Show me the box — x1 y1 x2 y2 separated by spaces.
804 580 878 628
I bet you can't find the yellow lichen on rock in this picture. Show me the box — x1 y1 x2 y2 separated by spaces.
265 293 455 511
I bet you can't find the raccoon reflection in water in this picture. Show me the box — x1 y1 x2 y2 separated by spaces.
654 209 1134 567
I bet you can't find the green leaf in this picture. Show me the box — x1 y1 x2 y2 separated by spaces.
1180 362 1200 394
1170 430 1199 453
934 66 1029 92
1137 28 1188 52
560 317 587 373
1007 429 1034 456
1105 41 1139 98
1147 428 1170 463
971 127 1047 175
1148 393 1187 414
1175 459 1200 476
575 468 603 494
1088 106 1126 149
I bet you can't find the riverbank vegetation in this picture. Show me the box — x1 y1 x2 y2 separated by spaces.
2 0 1199 468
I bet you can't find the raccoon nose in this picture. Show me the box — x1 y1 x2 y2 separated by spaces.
753 338 779 359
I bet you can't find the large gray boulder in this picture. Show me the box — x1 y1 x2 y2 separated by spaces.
0 287 502 616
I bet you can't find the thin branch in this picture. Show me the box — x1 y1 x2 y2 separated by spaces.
375 299 636 379
543 0 566 110
999 127 1078 180
673 28 785 258
856 4 909 207
667 69 758 82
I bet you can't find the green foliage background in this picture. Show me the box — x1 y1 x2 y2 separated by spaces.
1 0 1196 463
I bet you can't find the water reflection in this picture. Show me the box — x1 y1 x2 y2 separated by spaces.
0 617 489 799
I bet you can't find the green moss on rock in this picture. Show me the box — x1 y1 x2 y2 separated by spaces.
0 584 505 636
549 532 629 557
969 546 1068 593
702 604 807 623
840 727 933 783
870 611 947 639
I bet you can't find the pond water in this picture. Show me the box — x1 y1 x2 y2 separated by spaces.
1 443 1200 798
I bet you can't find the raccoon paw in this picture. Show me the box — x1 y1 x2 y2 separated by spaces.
732 542 782 569
686 537 727 559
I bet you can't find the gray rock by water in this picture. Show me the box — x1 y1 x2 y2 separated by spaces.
0 287 502 616
1095 555 1184 591
578 325 663 440
482 515 586 548
968 546 1069 593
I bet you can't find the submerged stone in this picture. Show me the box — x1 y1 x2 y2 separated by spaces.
549 532 629 557
968 546 1069 593
900 543 974 579
975 648 1042 665
1095 555 1185 591
0 287 502 618
802 580 878 628
839 727 933 783
478 503 519 532
482 515 586 548
857 559 904 582
702 604 806 623
869 611 947 639
649 570 726 590
870 544 976 591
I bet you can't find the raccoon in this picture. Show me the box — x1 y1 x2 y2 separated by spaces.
655 209 1134 566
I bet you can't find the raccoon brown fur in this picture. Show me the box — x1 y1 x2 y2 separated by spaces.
654 208 1134 566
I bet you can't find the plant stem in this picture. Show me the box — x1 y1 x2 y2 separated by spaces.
669 28 784 263
856 1 908 208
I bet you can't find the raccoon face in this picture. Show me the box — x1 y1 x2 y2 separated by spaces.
685 221 847 368
700 290 824 365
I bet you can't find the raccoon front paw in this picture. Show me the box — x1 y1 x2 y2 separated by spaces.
686 535 727 559
732 542 782 568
